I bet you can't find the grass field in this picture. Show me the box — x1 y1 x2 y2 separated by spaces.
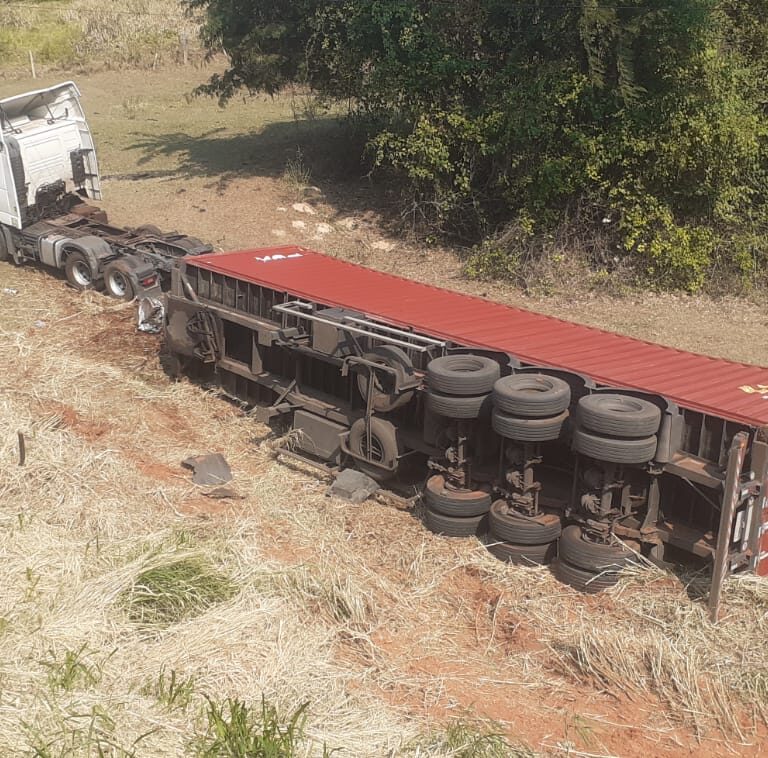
1 63 768 757
0 0 204 75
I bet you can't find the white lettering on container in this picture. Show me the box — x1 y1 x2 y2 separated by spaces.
254 253 303 263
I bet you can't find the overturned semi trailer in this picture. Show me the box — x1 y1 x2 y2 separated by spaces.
164 245 768 597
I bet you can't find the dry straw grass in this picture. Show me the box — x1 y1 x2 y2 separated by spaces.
1 268 767 755
0 277 537 755
464 552 768 743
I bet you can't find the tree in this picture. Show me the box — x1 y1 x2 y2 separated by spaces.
186 0 768 292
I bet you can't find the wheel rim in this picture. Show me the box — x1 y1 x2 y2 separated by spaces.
108 270 128 297
361 434 385 463
72 261 92 287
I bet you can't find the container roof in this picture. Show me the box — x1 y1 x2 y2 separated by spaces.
187 246 768 427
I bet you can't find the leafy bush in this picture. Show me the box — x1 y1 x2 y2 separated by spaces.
189 0 768 292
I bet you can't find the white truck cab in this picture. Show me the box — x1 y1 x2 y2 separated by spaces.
0 81 101 229
0 81 210 300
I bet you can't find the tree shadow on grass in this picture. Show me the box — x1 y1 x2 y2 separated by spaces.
124 116 401 223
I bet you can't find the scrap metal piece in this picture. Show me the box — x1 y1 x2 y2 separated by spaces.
327 468 379 504
138 296 165 333
181 453 233 486
203 486 243 500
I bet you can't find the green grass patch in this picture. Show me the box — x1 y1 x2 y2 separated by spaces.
124 555 238 626
0 21 79 66
0 0 205 74
142 665 196 711
195 696 333 758
41 644 105 693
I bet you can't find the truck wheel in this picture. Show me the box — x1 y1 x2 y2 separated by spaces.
356 345 414 412
0 231 9 262
348 417 401 481
424 507 488 537
424 475 492 517
558 525 639 572
491 409 568 442
488 500 562 544
552 558 621 593
493 374 571 417
64 252 95 290
427 355 500 395
135 224 163 236
576 394 661 437
427 391 490 419
485 537 556 565
103 262 137 301
572 427 657 464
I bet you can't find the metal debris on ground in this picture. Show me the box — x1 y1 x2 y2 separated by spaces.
181 453 233 486
138 297 165 333
2 288 18 295
327 468 379 504
33 320 46 329
203 486 243 500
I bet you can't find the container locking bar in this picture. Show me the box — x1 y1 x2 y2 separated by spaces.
272 300 446 353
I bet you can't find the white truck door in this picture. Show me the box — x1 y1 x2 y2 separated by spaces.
0 134 23 228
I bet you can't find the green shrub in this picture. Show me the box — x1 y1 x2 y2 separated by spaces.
189 0 768 293
618 196 715 292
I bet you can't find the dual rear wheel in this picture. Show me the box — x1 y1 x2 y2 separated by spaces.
572 394 661 464
64 252 137 301
554 525 640 592
426 354 500 420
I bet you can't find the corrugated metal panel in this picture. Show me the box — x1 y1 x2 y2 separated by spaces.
187 246 768 427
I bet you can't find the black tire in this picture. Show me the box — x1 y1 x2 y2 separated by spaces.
64 251 96 290
0 230 10 262
427 355 500 395
424 507 487 537
356 345 415 413
103 261 137 301
552 558 620 593
425 475 492 517
488 500 562 545
572 427 657 464
558 525 639 572
491 409 568 442
493 374 571 417
135 224 163 236
427 391 490 420
348 417 401 481
485 538 556 565
576 394 661 438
